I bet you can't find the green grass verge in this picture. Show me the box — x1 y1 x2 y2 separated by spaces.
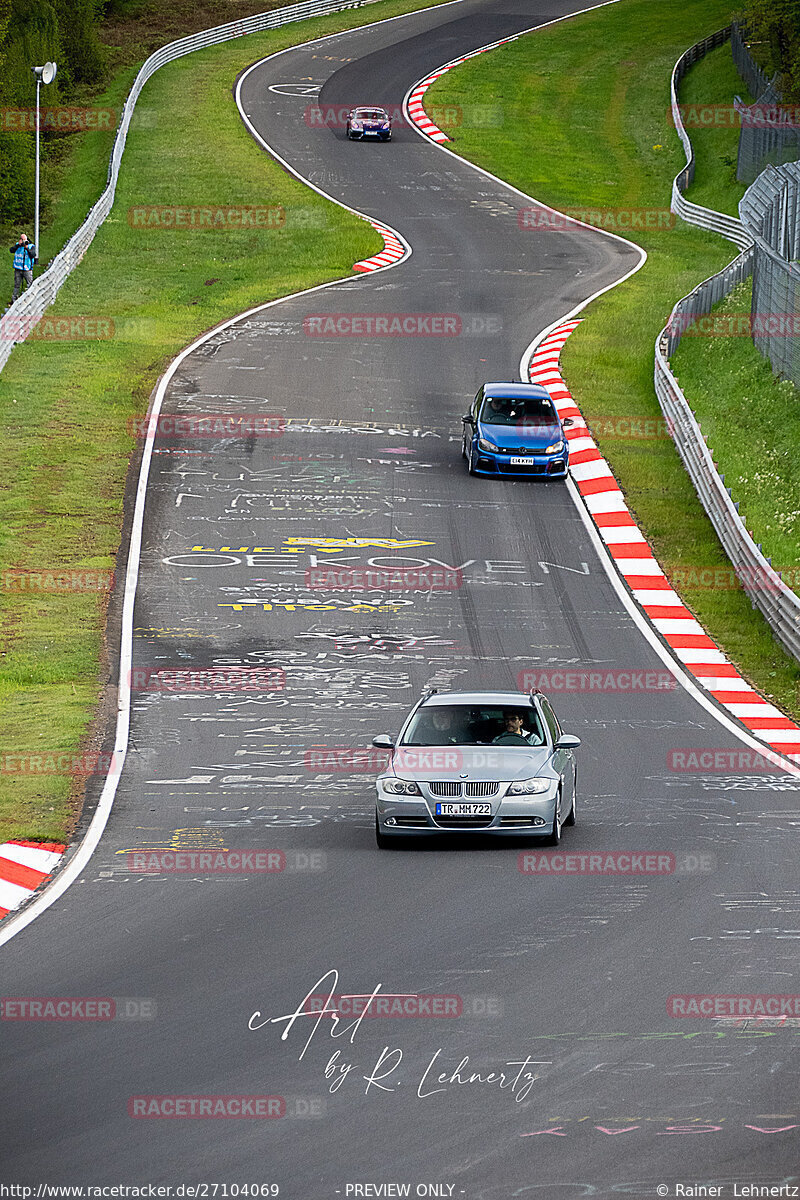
0 0 457 845
671 281 800 584
427 0 800 718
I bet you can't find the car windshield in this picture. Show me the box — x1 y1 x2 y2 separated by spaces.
480 395 559 429
355 110 387 119
402 705 545 747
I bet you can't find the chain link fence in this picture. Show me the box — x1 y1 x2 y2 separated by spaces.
656 30 800 663
0 0 381 374
739 160 800 384
730 21 772 101
732 22 800 184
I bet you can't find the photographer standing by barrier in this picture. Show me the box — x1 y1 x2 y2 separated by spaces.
10 234 37 302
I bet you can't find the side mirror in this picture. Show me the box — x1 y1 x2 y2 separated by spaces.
555 734 581 750
461 414 473 423
561 417 574 428
372 734 395 750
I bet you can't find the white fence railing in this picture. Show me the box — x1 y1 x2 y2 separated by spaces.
0 0 382 373
656 29 800 662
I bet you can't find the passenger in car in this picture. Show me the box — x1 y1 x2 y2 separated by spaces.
414 708 468 745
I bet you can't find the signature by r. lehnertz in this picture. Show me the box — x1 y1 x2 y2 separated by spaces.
248 969 550 1102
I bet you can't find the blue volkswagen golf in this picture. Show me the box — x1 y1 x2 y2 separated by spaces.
461 382 572 479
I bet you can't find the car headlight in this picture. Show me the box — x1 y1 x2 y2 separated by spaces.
350 121 362 129
507 777 551 795
478 437 501 453
383 779 421 795
380 122 390 129
545 440 564 454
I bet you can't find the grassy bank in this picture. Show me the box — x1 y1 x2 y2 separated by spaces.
0 0 454 845
427 0 800 718
671 281 800 584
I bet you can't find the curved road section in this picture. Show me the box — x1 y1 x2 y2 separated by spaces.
3 1 798 1195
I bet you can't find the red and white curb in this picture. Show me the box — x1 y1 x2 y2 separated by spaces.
353 221 407 272
407 72 452 142
0 841 66 921
529 321 800 764
405 36 520 144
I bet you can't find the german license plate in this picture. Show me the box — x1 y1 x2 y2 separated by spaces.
510 456 533 466
435 802 492 816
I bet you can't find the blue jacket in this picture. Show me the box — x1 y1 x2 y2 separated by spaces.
11 243 36 270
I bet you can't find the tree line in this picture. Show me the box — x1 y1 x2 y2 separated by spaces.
742 0 800 101
0 0 105 227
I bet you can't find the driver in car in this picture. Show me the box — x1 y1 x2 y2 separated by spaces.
492 711 538 744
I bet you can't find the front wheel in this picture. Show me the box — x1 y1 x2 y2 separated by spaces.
564 775 576 826
466 438 477 475
545 795 562 846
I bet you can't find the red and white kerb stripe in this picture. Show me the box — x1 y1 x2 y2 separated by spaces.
529 321 800 763
407 72 451 143
353 222 406 273
0 840 65 920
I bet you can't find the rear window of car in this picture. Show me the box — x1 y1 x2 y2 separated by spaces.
402 705 545 747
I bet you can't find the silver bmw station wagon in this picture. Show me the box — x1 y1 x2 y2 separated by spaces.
373 689 580 848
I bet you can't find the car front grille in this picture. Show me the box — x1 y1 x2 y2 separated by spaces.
428 782 500 797
498 461 547 474
464 782 499 797
429 782 462 797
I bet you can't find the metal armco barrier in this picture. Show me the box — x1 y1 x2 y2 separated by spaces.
655 33 800 663
669 25 752 250
0 0 380 373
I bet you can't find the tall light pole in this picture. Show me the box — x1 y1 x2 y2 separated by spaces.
32 61 57 264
